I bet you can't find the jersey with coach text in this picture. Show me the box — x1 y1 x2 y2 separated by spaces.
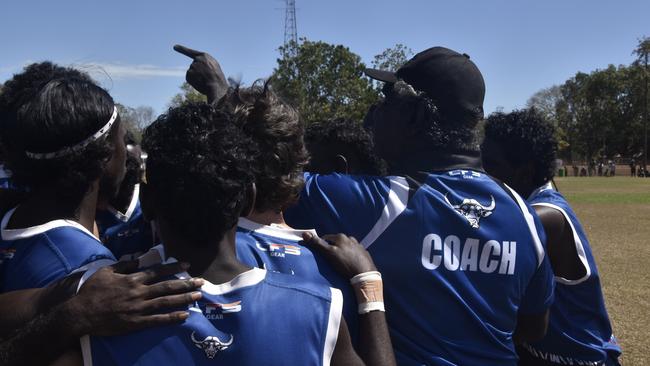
95 184 154 260
83 246 342 366
236 217 358 342
0 207 116 291
521 182 622 364
286 171 555 366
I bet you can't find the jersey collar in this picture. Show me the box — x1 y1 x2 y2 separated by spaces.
106 184 140 222
1 206 97 241
237 217 316 241
390 150 484 175
142 244 267 295
528 181 554 201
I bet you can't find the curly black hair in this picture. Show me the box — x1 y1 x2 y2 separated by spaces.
305 118 387 175
371 80 480 152
483 108 558 186
220 82 308 212
0 63 119 206
142 103 258 245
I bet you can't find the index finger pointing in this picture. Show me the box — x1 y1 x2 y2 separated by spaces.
173 44 204 59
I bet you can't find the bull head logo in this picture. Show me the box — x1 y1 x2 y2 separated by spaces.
191 331 233 359
444 194 496 229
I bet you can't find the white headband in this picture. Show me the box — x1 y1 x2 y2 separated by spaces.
25 106 119 160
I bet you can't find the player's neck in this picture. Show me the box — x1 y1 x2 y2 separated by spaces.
161 227 251 285
6 181 99 233
246 209 292 229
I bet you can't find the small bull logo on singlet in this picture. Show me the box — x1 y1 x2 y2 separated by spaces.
444 194 496 229
190 331 233 359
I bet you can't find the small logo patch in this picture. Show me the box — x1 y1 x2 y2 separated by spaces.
190 331 233 359
444 194 496 229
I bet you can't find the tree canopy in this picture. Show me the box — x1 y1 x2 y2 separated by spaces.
527 37 650 162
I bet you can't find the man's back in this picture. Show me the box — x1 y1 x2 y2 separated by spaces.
286 170 554 365
84 248 343 366
523 183 621 364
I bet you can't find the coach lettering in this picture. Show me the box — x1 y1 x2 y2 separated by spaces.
422 234 517 275
421 234 443 269
479 240 500 273
443 235 461 271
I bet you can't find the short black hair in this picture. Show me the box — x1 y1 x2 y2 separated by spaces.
0 63 118 205
305 118 386 175
221 82 308 212
142 103 257 245
483 108 557 186
0 62 92 162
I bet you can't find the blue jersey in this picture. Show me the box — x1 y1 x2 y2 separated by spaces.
236 218 358 342
0 165 12 189
286 170 555 365
83 246 343 366
95 184 154 260
521 182 622 364
0 207 115 291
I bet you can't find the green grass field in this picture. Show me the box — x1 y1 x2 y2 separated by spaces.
554 177 650 365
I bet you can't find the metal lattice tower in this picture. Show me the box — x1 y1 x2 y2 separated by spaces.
284 0 298 52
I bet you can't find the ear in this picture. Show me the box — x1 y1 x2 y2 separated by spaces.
139 182 156 222
334 154 349 174
241 182 257 217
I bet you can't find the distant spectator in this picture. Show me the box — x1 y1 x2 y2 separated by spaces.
572 165 579 177
580 167 587 177
630 159 636 177
597 161 603 176
609 160 616 177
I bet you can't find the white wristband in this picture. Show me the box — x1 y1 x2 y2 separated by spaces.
350 271 382 285
358 301 385 314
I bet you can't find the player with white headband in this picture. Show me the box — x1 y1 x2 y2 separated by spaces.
0 63 126 292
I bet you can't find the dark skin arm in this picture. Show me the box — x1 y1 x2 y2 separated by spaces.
303 233 396 366
533 205 587 281
173 44 229 104
0 260 203 366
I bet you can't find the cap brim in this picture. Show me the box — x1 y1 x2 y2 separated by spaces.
364 68 398 83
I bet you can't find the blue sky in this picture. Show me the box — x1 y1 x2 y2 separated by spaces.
1 0 648 118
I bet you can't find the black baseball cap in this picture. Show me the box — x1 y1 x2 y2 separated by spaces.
365 46 485 121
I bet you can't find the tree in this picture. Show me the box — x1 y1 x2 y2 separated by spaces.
371 44 413 72
272 38 379 124
116 104 156 143
633 36 650 168
369 44 413 91
169 82 207 108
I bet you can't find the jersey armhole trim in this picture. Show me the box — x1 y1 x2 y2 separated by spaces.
503 184 545 267
323 287 343 366
80 335 93 366
360 177 409 248
531 202 592 285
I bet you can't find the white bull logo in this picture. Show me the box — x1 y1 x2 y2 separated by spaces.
444 194 496 229
191 331 233 359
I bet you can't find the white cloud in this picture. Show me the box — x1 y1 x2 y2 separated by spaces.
77 62 186 79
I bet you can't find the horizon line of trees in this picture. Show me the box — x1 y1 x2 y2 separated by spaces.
527 37 650 164
165 36 650 166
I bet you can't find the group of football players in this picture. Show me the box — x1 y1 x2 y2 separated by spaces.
0 44 621 366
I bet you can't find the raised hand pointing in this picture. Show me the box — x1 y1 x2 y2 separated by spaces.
173 44 229 103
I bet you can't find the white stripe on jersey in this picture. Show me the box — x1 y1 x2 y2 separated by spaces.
323 288 343 366
502 184 545 267
360 177 409 248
